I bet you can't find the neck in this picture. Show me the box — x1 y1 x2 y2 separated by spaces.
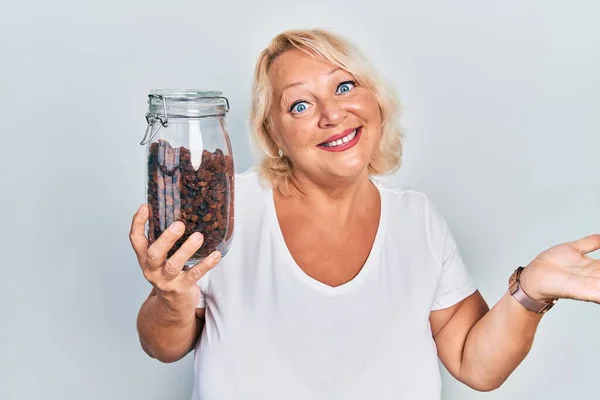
280 169 377 219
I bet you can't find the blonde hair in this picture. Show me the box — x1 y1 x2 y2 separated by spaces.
250 28 405 194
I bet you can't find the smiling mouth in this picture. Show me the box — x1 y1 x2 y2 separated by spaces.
318 127 361 148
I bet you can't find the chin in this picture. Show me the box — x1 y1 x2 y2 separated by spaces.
301 143 375 182
327 158 371 180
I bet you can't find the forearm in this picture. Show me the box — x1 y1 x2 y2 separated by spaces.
458 291 543 391
137 289 203 363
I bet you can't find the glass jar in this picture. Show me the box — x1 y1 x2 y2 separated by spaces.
140 89 234 265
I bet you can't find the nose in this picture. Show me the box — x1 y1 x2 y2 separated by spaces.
317 99 346 129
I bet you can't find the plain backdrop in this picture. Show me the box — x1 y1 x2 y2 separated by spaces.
1 1 599 399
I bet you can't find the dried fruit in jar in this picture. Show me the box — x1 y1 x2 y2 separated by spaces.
147 139 234 259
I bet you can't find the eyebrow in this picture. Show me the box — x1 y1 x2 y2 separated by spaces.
281 67 342 92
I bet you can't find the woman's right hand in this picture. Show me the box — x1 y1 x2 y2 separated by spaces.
129 204 221 310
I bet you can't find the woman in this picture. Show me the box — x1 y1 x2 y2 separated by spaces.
130 29 600 399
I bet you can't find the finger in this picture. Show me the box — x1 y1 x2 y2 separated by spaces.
185 250 222 283
129 205 149 262
570 234 600 255
162 232 205 280
146 220 186 270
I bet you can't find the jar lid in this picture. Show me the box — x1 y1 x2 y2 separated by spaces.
147 89 230 119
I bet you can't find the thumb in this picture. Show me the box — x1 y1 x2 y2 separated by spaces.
186 251 222 282
569 234 600 255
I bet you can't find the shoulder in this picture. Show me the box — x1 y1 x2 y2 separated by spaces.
231 167 273 218
372 177 449 249
371 176 434 215
235 167 266 185
234 167 271 196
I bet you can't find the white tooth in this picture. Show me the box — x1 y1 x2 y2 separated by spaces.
324 131 357 148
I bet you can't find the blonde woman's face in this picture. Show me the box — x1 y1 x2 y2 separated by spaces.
269 49 382 183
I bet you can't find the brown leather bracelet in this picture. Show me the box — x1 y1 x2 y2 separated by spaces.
509 266 558 314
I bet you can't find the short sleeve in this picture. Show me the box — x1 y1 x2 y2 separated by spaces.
196 291 207 308
196 270 211 309
424 195 477 311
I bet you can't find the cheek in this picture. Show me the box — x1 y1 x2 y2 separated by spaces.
347 93 382 124
366 96 383 125
279 118 318 149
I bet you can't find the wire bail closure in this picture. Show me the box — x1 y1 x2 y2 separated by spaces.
140 95 169 145
140 94 230 145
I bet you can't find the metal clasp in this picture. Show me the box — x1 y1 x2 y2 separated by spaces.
139 93 230 145
220 96 230 113
140 95 169 145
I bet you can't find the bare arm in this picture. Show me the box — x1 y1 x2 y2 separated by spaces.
431 234 600 391
431 290 541 392
137 288 205 363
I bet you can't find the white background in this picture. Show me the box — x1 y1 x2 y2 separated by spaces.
1 0 599 399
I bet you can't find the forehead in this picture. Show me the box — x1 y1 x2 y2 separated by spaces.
269 49 342 91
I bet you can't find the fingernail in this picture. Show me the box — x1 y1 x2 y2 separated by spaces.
170 222 183 233
211 251 221 261
137 204 144 214
192 232 203 243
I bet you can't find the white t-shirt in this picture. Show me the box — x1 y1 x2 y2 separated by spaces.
191 169 477 400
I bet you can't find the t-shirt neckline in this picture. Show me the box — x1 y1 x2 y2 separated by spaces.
264 177 387 296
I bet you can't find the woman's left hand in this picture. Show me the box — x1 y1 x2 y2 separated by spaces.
520 234 600 304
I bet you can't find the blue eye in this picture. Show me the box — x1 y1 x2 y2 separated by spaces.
336 81 356 94
290 101 309 114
